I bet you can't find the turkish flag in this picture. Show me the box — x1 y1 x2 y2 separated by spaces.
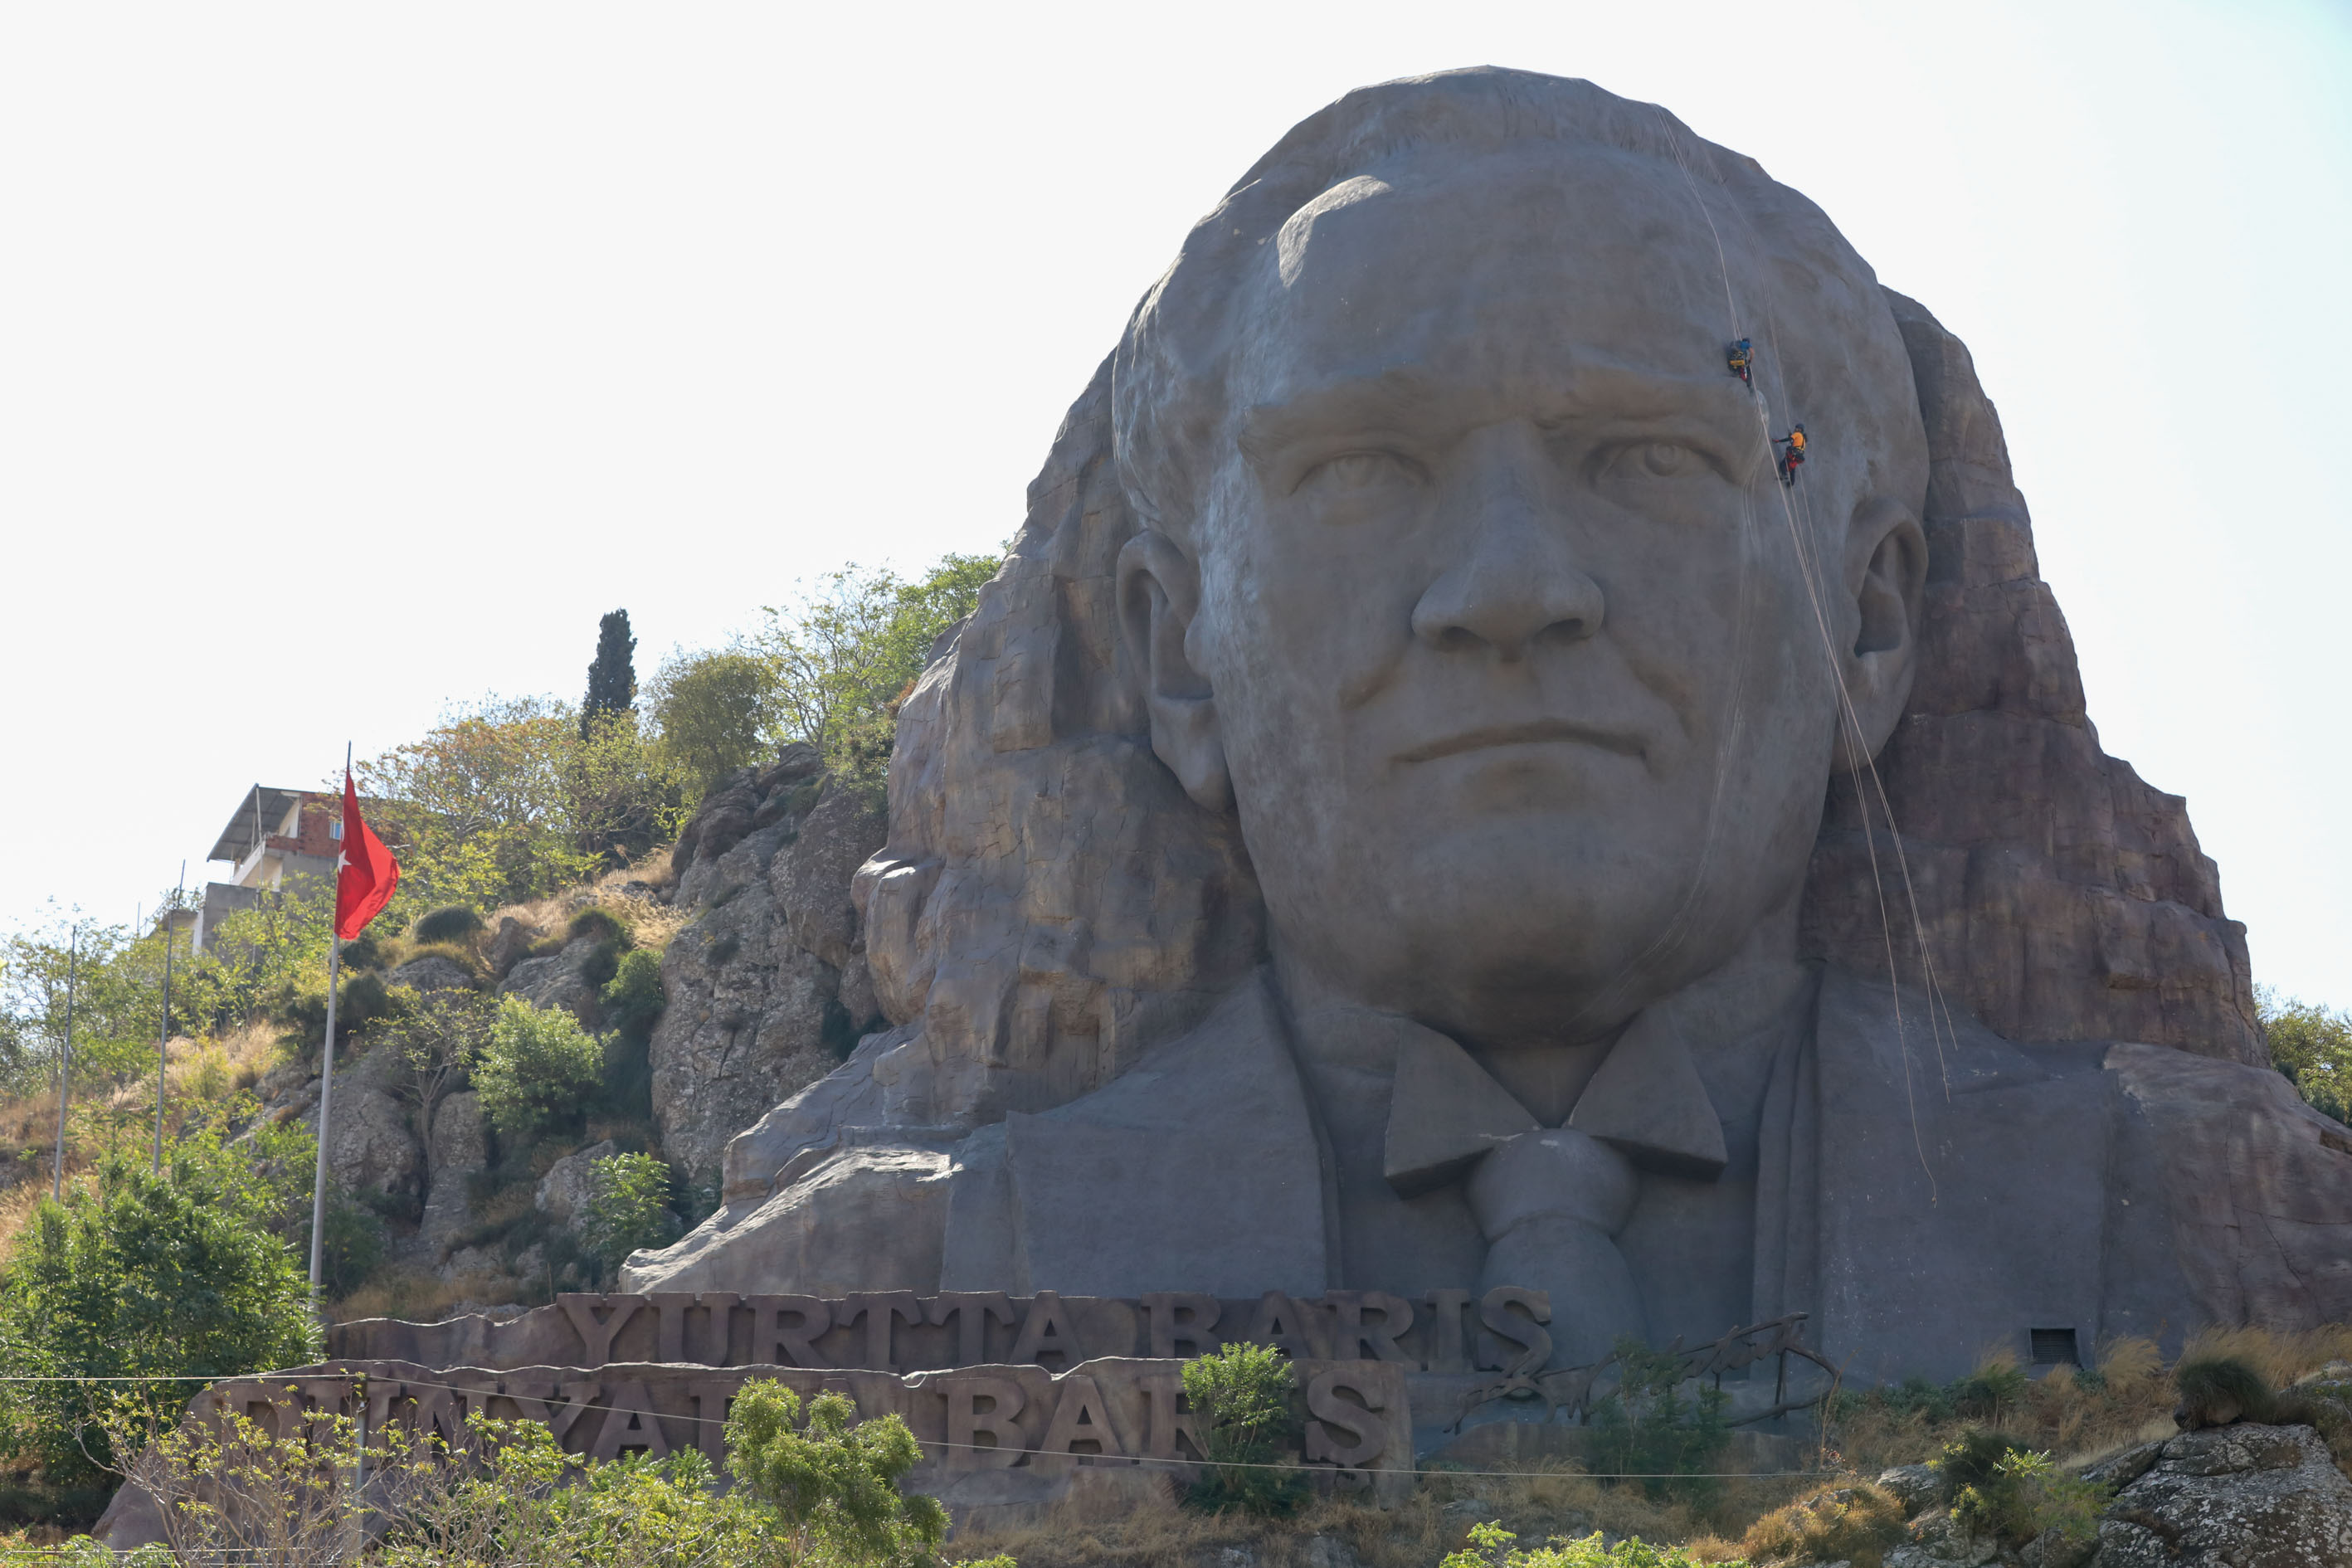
334 771 400 941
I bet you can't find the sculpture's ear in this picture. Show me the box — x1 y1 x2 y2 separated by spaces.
1118 528 1232 811
1836 496 1929 770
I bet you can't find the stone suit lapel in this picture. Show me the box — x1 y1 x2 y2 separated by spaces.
995 971 1331 1298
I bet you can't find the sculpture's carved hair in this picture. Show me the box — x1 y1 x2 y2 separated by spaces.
844 71 2260 1143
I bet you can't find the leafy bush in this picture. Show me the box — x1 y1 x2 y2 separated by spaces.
475 997 603 1141
411 904 486 944
1949 1351 2031 1424
601 947 665 1047
1445 1521 1736 1568
725 1380 948 1566
568 907 634 949
579 1152 680 1276
1180 1341 1307 1517
1740 1482 1905 1567
1945 1441 2106 1548
2257 986 2352 1124
650 649 782 800
315 1186 388 1298
1590 1337 1733 1502
0 1147 319 1483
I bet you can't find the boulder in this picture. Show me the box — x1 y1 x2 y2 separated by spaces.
486 916 543 978
418 1091 489 1260
536 1140 620 1228
387 955 475 994
499 936 606 1022
2095 1422 2352 1566
304 1046 421 1211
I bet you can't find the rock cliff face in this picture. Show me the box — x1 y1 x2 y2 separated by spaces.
1801 294 2261 1064
648 753 889 1193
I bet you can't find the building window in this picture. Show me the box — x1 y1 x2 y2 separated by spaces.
329 821 343 840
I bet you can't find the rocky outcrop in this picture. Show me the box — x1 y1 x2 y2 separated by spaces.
2093 1422 2352 1566
387 954 475 993
303 1045 421 1214
416 1091 488 1262
535 1139 619 1228
498 936 608 1023
648 762 889 1193
1801 295 2261 1065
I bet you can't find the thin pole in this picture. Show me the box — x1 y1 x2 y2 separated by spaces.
308 933 343 1303
51 933 77 1202
308 743 353 1306
153 861 184 1174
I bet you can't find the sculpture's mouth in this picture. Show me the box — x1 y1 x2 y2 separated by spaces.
1395 718 1645 765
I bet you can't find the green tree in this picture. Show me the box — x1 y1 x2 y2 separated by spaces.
649 648 779 798
0 1145 320 1483
2259 986 2352 1123
1180 1341 1307 1516
583 608 638 736
724 1381 948 1568
752 553 998 780
578 1152 680 1277
1588 1337 1733 1502
475 996 604 1141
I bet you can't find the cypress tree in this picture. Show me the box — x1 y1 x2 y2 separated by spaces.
582 609 637 735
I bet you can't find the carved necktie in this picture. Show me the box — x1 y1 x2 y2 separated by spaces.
1385 1010 1727 1367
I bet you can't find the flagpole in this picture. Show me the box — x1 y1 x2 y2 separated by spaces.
153 860 184 1175
308 744 352 1306
52 931 76 1202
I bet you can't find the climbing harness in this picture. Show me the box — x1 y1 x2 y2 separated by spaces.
1727 338 1753 384
1775 425 1808 486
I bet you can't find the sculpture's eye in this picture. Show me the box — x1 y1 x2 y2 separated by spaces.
1636 441 1693 478
1298 450 1421 494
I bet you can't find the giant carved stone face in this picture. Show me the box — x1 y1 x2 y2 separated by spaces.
1121 140 1928 1054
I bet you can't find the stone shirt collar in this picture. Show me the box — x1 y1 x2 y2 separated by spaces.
1381 1005 1731 1197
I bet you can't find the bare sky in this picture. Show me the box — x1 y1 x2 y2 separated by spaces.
3 0 2345 1006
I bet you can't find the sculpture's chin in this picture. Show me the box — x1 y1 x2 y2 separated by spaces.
1259 815 1775 1040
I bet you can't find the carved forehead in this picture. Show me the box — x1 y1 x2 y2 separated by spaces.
1113 70 1927 538
1230 147 1768 411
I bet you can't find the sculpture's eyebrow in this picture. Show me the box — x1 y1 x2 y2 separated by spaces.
1236 360 1753 466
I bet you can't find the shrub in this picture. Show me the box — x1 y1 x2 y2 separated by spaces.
475 997 603 1141
1940 1436 2105 1548
1445 1521 1736 1568
1950 1349 2030 1424
1590 1337 1733 1502
0 1151 319 1483
725 1381 948 1566
567 907 633 950
1181 1341 1307 1517
579 1153 680 1277
1741 1482 1905 1567
600 947 665 1047
315 1187 388 1298
410 904 486 944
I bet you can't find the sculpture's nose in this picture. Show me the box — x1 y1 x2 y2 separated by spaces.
1410 424 1604 661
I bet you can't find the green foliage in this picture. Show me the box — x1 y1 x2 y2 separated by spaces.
601 947 666 1048
751 553 999 782
1944 1440 2106 1548
315 1186 388 1298
725 1380 949 1567
0 1142 320 1483
476 996 604 1141
411 903 486 944
583 608 639 736
1444 1520 1737 1568
650 648 782 799
1589 1337 1733 1502
356 694 689 912
579 1152 681 1276
2258 986 2352 1124
1740 1483 1906 1568
1180 1341 1307 1517
569 906 635 949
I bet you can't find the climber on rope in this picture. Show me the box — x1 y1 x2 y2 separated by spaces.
1727 338 1753 385
1775 424 1808 486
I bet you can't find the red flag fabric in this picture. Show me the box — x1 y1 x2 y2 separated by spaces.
334 771 400 941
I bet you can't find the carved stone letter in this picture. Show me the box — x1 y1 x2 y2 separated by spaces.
1142 1292 1221 1359
1302 1367 1385 1469
745 1293 831 1367
1475 1287 1552 1375
557 1292 645 1368
1323 1290 1415 1361
1010 1290 1085 1369
938 1375 1025 1470
928 1291 1018 1366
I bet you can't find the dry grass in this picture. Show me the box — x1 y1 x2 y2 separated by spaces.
485 850 688 962
332 1267 511 1326
952 1461 1818 1568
